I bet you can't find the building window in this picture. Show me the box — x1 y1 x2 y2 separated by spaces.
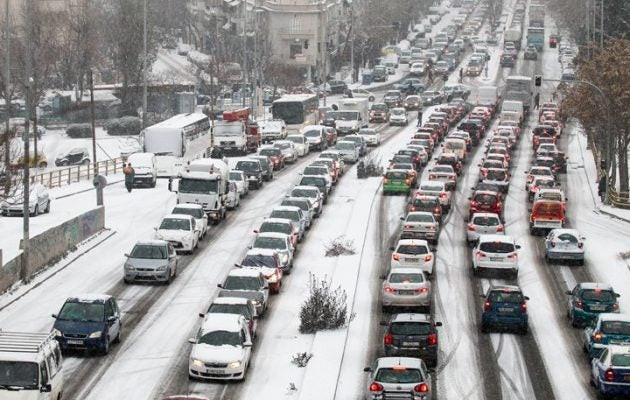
290 44 302 59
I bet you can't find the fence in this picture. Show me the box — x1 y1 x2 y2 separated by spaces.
608 186 630 209
29 157 124 189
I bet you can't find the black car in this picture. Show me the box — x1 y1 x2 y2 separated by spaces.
524 45 538 60
381 313 442 367
383 90 403 108
327 80 348 95
457 121 482 144
372 66 388 82
500 54 515 67
55 147 90 166
369 103 390 123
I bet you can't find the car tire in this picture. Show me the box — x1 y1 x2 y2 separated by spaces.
30 205 39 217
102 336 110 355
481 322 489 333
44 200 50 213
520 325 528 335
114 330 121 344
123 277 131 284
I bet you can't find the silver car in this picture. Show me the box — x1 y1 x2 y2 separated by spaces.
381 268 431 312
251 232 294 273
417 181 451 211
269 206 307 240
1 183 51 216
467 212 504 245
273 140 299 163
335 141 360 163
544 229 585 265
290 186 323 216
400 211 440 244
218 268 270 316
281 197 315 228
363 357 433 400
123 240 178 284
428 165 457 191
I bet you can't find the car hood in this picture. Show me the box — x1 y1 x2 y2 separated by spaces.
155 230 190 241
126 257 168 269
191 343 245 363
54 319 105 335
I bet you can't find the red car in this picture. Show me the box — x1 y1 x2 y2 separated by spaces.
468 190 503 219
258 146 286 170
424 122 446 139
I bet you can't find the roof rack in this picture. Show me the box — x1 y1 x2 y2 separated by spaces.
0 331 56 354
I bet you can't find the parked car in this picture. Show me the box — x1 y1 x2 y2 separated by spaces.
55 147 90 166
566 282 620 327
188 314 253 380
363 357 433 400
123 240 178 284
471 234 520 278
381 313 442 367
52 294 121 354
1 183 50 216
544 228 585 265
381 269 432 312
480 285 529 334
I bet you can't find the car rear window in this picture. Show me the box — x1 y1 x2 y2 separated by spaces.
407 214 434 223
386 171 408 180
601 321 630 335
581 289 615 302
612 354 630 367
479 241 514 253
390 322 432 336
486 170 506 180
375 368 423 384
472 216 500 226
488 291 524 303
396 245 429 255
389 273 424 283
474 194 497 204
260 222 291 235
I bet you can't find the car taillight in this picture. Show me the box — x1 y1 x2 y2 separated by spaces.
384 286 396 293
470 200 478 207
410 206 416 211
405 178 411 185
392 254 400 261
429 174 436 179
468 224 476 231
369 382 384 392
612 303 619 310
531 186 538 192
449 175 456 180
476 251 485 259
414 156 420 161
384 333 394 345
384 178 389 184
439 193 447 198
605 369 615 382
424 254 432 262
434 207 441 213
496 225 504 232
574 300 583 309
508 253 518 260
427 333 437 346
417 287 429 293
520 303 527 313
414 383 429 393
593 332 603 342
484 301 491 311
578 242 583 248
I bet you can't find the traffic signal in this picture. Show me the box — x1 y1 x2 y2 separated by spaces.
304 40 309 49
392 21 400 30
535 75 542 86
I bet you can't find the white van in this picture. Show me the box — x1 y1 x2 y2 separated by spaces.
443 138 467 160
127 152 157 188
0 331 64 400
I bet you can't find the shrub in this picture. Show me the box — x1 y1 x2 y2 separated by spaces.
299 273 353 334
105 116 142 136
324 235 356 257
65 123 92 138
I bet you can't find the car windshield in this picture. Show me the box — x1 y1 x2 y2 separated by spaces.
129 244 167 259
58 301 105 322
375 368 422 384
407 213 435 223
601 321 630 335
0 361 39 388
555 233 577 243
474 194 497 204
235 161 260 172
208 304 251 319
392 164 413 170
433 166 452 173
253 237 287 250
242 254 278 268
389 273 424 283
173 207 204 219
421 184 442 192
223 276 262 291
159 218 190 231
259 148 281 157
488 291 524 303
287 136 304 144
304 167 326 176
385 91 400 97
479 241 514 253
581 289 615 302
390 322 432 335
386 171 408 180
292 189 317 198
229 172 244 181
303 130 321 138
396 245 429 255
337 112 359 120
535 179 555 188
371 104 387 111
198 330 242 347
391 109 405 116
473 216 500 226
271 210 300 223
336 142 355 150
612 354 630 367
301 177 325 187
179 178 218 194
260 222 292 235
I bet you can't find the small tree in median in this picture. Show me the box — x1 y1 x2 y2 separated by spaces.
299 273 352 334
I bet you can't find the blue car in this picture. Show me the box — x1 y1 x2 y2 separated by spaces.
481 285 529 334
590 344 630 397
566 282 620 327
583 313 630 359
52 294 122 354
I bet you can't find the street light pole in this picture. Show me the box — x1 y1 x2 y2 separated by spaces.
142 0 148 128
599 0 604 48
22 0 32 283
4 0 11 182
89 70 97 176
350 5 354 84
241 0 248 108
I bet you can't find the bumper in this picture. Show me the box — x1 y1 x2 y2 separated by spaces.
165 239 194 252
474 261 518 272
56 335 107 352
482 314 528 330
598 380 630 396
384 344 437 362
391 260 434 275
400 230 438 240
369 116 388 122
133 175 154 186
125 270 170 282
189 364 246 381
546 251 584 261
382 292 431 307
383 185 411 194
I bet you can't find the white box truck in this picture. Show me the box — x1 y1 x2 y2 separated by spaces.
501 101 524 123
334 98 369 135
174 158 230 223
477 86 500 108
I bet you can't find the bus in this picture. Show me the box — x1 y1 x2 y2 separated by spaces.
271 94 319 134
140 113 212 177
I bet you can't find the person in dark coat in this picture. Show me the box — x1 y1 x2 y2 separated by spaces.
123 163 135 193
598 175 607 202
534 93 540 109
459 67 463 83
417 110 423 127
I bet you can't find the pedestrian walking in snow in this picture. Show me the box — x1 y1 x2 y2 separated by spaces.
598 175 607 202
534 93 540 109
417 110 423 127
427 69 433 84
124 163 135 193
459 68 463 83
552 91 557 101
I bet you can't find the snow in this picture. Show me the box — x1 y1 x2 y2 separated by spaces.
69 293 112 303
199 313 244 332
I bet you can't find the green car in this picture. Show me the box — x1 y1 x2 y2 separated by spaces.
383 169 412 195
565 282 620 327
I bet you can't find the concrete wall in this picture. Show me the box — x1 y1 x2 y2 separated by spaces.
0 206 105 294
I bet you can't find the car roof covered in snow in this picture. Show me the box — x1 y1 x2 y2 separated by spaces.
271 205 301 213
391 313 432 323
388 267 427 275
477 234 514 243
376 357 424 370
576 282 615 291
597 313 630 323
255 232 290 240
396 238 430 247
292 185 321 193
211 297 250 306
163 214 194 221
133 239 169 247
66 293 112 303
227 269 264 278
261 218 293 226
172 203 204 210
200 313 245 333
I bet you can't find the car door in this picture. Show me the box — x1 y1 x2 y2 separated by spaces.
591 347 608 385
106 299 121 343
168 244 177 272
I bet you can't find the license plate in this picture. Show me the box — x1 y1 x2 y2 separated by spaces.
206 369 223 374
590 305 606 311
402 341 420 347
499 307 513 312
398 290 416 295
66 339 83 345
490 257 503 262
405 258 418 262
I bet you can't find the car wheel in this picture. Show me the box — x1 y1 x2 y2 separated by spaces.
114 330 121 344
102 336 110 355
123 277 131 284
481 322 489 333
44 200 50 213
30 205 39 217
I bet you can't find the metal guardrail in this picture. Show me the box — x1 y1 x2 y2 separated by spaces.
29 158 124 189
608 186 630 209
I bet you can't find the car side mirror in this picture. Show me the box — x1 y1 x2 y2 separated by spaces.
615 293 621 298
379 274 387 280
363 367 372 372
217 283 224 289
524 296 530 301
51 314 57 319
515 245 521 249
188 338 196 344
528 209 532 212
40 383 52 393
565 290 572 295
389 246 395 251
243 341 253 347
124 253 130 258
435 322 443 327
153 227 157 231
199 313 205 318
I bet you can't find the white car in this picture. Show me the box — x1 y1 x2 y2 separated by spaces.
226 181 240 210
409 62 427 76
335 141 360 163
406 145 429 165
472 234 520 278
273 140 299 162
172 204 209 239
286 135 310 157
1 183 51 216
466 212 504 245
346 88 376 102
188 313 253 380
389 108 408 126
358 128 381 146
260 119 287 143
154 214 200 254
544 228 585 265
229 170 249 198
251 232 294 273
390 238 435 275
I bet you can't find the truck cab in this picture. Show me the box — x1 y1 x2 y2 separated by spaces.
173 158 229 223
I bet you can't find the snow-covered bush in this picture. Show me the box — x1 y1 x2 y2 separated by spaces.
65 123 92 138
324 235 356 257
291 352 313 367
299 273 352 333
105 116 142 136
362 152 384 177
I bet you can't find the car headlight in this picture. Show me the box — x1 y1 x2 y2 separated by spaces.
280 253 289 263
157 265 168 271
251 299 260 306
192 358 203 368
89 331 102 339
52 329 62 337
228 361 241 369
124 263 135 271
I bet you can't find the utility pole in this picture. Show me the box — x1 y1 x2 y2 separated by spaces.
599 0 604 48
22 0 32 283
142 0 148 128
89 70 97 176
349 5 354 84
4 0 11 189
